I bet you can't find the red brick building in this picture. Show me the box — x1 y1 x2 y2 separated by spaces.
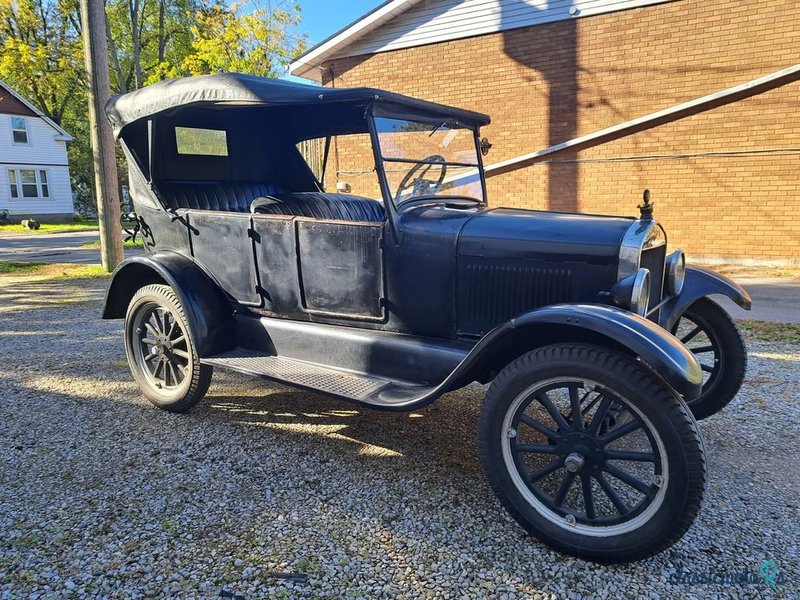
290 0 800 260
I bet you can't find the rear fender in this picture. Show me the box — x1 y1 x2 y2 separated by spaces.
454 304 703 399
658 266 752 331
101 252 234 356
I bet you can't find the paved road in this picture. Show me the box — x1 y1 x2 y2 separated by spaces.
717 277 800 323
0 231 142 265
0 231 797 322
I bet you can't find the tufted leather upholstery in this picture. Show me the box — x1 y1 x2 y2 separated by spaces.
251 192 385 222
156 181 287 213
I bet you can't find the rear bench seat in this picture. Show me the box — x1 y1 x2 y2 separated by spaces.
156 181 386 223
156 181 285 213
251 192 385 222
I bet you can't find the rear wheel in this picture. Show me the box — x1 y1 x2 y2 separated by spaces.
124 284 213 412
479 344 706 563
670 298 747 420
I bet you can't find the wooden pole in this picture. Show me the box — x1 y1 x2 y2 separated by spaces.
80 0 123 271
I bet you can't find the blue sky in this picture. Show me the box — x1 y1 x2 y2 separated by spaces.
298 0 384 47
286 0 385 81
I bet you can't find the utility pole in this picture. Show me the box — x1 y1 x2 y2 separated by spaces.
80 0 123 271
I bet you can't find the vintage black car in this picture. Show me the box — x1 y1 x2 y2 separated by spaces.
103 74 751 563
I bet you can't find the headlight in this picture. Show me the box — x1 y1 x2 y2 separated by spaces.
665 250 686 295
611 268 651 316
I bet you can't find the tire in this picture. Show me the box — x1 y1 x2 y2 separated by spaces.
124 284 213 412
479 343 706 563
671 298 747 420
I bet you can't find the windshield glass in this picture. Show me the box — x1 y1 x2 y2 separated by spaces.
374 117 483 204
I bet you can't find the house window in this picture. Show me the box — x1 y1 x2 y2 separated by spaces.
11 117 28 144
39 170 49 197
7 168 50 199
8 169 18 198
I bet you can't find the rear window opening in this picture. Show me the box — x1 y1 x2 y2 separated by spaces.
175 127 228 156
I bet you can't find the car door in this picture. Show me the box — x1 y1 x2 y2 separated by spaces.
295 218 385 320
187 210 261 305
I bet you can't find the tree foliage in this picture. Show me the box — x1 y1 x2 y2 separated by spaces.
0 0 84 125
182 1 305 78
0 0 307 213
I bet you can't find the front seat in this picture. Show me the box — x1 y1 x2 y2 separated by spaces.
251 192 385 222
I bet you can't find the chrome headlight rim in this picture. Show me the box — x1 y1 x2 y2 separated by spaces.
665 250 686 296
630 268 651 316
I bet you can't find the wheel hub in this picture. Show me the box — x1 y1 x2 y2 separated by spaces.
559 432 606 473
564 452 584 473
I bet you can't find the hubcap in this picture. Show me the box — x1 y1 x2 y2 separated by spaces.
501 378 668 536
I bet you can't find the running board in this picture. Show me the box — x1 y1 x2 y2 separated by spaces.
202 349 398 402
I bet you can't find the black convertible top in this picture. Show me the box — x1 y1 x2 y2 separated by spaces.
105 73 490 137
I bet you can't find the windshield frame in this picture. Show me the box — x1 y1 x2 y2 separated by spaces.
368 113 488 211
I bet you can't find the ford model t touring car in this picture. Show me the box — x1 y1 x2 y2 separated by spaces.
102 74 751 563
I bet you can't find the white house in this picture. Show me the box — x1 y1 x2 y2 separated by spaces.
0 79 74 221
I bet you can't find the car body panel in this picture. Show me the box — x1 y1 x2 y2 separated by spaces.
103 252 234 357
101 75 744 409
658 266 752 331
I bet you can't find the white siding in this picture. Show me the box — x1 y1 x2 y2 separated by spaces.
0 114 74 216
344 0 677 57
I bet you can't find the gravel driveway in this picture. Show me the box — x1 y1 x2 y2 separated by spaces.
0 276 797 599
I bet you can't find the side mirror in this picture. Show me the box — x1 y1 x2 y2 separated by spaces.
480 137 493 156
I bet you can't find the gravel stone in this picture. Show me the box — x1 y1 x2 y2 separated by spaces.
0 278 797 598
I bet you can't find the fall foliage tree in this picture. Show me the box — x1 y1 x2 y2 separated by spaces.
182 1 305 78
0 0 307 212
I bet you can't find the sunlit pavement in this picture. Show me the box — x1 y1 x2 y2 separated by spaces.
0 231 143 265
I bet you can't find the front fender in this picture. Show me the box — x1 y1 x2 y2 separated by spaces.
101 252 234 356
659 266 752 331
453 304 703 399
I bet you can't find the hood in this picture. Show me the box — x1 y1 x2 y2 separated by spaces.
458 208 633 263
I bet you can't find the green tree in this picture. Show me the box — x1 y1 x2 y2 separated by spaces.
1 0 307 214
105 0 200 92
181 0 306 77
0 0 93 210
0 0 84 125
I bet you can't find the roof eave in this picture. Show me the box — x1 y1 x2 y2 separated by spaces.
289 0 424 80
0 78 73 140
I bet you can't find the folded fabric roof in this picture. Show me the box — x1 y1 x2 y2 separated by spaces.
105 72 490 137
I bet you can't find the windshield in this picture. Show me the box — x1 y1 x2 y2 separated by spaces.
374 117 484 204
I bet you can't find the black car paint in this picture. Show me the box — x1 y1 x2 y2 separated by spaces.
659 266 752 331
101 76 750 409
102 252 233 357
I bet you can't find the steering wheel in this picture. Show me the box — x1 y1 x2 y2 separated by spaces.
394 154 447 203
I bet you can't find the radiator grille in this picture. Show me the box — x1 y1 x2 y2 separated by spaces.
640 245 666 319
458 262 573 334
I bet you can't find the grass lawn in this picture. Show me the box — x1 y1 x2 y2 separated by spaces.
0 219 99 235
738 320 800 343
694 260 800 281
0 261 110 280
79 239 143 250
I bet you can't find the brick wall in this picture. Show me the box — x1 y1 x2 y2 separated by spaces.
323 0 800 260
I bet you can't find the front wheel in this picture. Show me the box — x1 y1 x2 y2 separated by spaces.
670 298 747 420
479 344 706 563
124 284 213 412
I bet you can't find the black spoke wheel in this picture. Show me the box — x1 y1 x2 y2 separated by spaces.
670 298 747 420
124 284 212 412
479 344 706 563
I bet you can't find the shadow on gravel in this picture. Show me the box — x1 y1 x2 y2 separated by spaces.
0 279 104 313
203 384 485 473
